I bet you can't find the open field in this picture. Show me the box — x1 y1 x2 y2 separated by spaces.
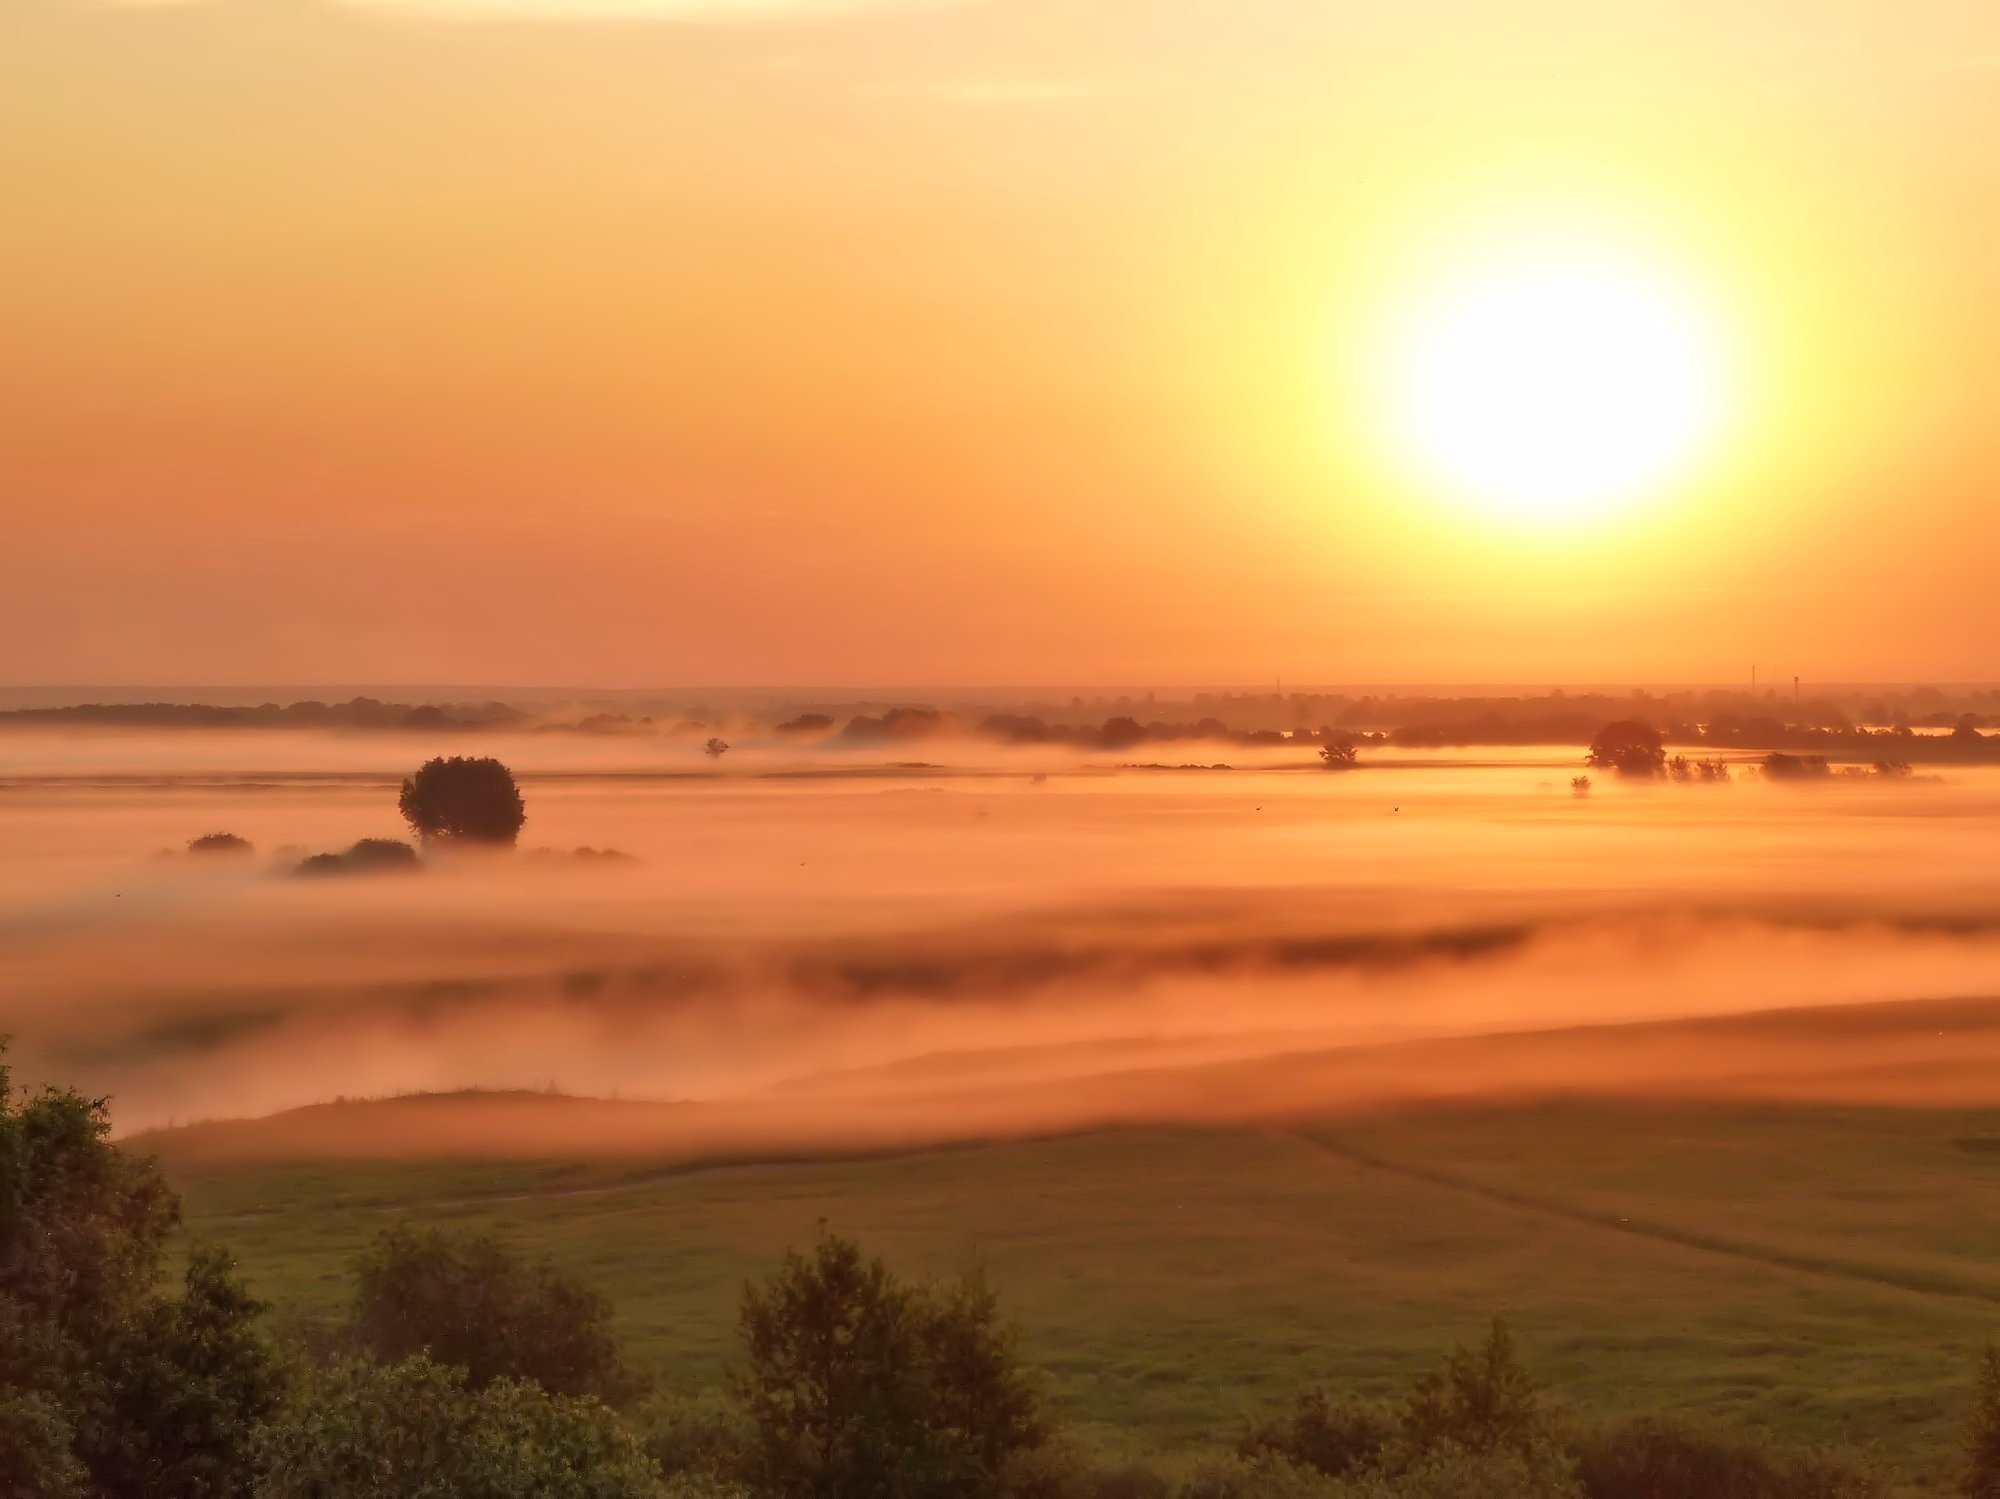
151 1019 2000 1489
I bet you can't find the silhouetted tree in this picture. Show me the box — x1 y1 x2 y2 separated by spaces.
187 832 254 856
736 1233 1046 1499
294 839 421 878
1586 721 1664 777
1762 753 1831 781
776 714 835 736
397 756 526 846
1319 737 1359 769
0 1044 279 1496
705 738 731 759
349 1225 641 1404
1570 776 1591 798
1098 717 1146 751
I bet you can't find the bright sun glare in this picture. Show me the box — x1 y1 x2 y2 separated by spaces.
1382 244 1733 525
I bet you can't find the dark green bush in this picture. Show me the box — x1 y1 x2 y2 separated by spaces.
1573 1413 1888 1498
737 1233 1048 1499
350 1224 642 1404
1238 1387 1397 1478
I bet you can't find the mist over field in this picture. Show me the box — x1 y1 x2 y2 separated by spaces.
5 726 1999 1149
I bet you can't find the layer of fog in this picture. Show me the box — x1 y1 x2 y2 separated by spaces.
4 729 1999 1148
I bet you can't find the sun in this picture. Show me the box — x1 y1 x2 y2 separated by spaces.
1379 242 1733 525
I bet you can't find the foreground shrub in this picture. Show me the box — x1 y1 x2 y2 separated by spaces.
1397 1320 1556 1461
1341 1442 1583 1498
737 1233 1048 1499
256 1355 663 1499
999 1445 1171 1499
1175 1455 1346 1498
639 1391 756 1487
1239 1388 1396 1478
0 1046 279 1497
1574 1413 1888 1498
0 1391 87 1499
1966 1347 2000 1499
350 1225 642 1404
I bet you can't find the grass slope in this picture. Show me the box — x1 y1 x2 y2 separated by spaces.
158 1095 2000 1488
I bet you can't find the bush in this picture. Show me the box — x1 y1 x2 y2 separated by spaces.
0 1392 87 1499
1239 1388 1397 1478
256 1354 664 1499
1763 753 1832 781
639 1391 755 1487
736 1234 1048 1499
1586 722 1665 777
293 839 421 878
1397 1320 1554 1461
1341 1442 1583 1497
997 1444 1170 1499
0 1046 278 1496
1174 1456 1346 1498
349 1225 641 1404
1574 1413 1887 1498
397 756 527 846
1966 1347 2000 1499
187 832 254 856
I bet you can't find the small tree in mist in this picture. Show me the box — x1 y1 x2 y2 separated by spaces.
1570 776 1591 798
1319 737 1359 769
187 832 254 856
705 738 731 759
348 1224 641 1405
396 756 526 847
1585 721 1664 777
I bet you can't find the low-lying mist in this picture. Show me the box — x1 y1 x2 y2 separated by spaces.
5 729 2000 1153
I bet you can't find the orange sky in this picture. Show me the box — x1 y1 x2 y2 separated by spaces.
4 0 1998 687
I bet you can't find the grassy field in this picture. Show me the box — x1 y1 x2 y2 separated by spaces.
156 1092 2000 1488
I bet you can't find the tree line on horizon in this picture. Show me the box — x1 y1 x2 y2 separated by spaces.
13 687 2000 763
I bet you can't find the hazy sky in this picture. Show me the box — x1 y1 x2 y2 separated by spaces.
5 0 1998 687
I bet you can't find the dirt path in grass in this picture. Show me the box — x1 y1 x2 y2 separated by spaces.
1287 1129 2000 1309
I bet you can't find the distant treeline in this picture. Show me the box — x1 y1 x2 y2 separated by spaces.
12 688 2000 761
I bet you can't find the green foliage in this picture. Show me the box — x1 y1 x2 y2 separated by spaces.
1238 1388 1396 1479
1172 1455 1346 1498
1336 1442 1583 1498
1574 1413 1887 1498
1964 1347 2000 1499
0 1046 279 1497
1396 1320 1552 1461
995 1445 1171 1499
0 1391 87 1499
256 1354 664 1499
350 1224 641 1403
639 1390 757 1487
736 1233 1048 1499
396 756 527 846
87 1247 282 1498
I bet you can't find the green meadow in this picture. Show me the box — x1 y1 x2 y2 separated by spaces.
158 1093 2000 1491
